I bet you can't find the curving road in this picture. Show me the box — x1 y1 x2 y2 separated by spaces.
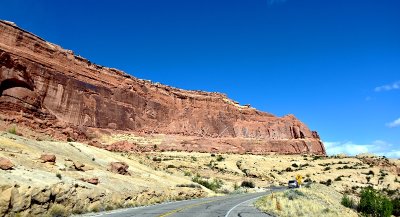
80 188 283 217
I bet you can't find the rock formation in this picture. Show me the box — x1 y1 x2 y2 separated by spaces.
0 20 326 155
0 157 14 170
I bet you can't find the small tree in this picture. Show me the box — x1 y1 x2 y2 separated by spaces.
358 187 393 217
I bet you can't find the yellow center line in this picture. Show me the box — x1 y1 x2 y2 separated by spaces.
157 198 225 217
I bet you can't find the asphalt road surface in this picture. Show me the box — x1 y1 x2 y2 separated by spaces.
82 188 282 217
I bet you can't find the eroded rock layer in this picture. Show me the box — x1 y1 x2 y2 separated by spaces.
0 20 326 155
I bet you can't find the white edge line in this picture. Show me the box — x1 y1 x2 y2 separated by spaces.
224 194 266 217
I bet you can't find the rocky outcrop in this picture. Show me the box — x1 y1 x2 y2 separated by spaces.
0 183 205 217
0 20 326 155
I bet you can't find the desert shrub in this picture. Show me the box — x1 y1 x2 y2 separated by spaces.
392 197 400 216
368 170 375 176
323 166 331 171
191 156 197 161
320 179 332 186
211 153 216 157
285 167 293 172
184 171 191 176
241 180 255 188
234 182 240 190
313 156 322 160
358 187 393 217
216 155 225 162
152 157 162 162
67 137 74 142
192 175 222 191
291 163 299 168
284 190 304 200
166 165 176 169
176 183 201 189
341 195 356 209
48 204 68 217
335 176 343 181
8 125 17 135
56 173 62 180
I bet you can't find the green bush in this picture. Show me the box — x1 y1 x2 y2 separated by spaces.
192 175 222 191
240 180 255 188
341 195 356 209
392 197 400 216
358 187 393 217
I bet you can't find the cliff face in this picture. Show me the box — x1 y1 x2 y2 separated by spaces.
0 20 326 155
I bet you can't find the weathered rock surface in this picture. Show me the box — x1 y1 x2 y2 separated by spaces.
81 177 99 185
0 157 14 170
39 154 56 163
109 162 130 175
0 20 326 155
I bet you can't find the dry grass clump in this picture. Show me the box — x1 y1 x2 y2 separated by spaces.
254 184 358 217
47 204 68 217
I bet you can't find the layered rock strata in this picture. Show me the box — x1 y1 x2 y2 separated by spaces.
0 20 325 155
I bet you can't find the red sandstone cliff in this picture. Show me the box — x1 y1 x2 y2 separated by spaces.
0 20 326 155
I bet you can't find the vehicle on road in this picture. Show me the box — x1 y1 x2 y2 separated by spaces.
288 180 299 188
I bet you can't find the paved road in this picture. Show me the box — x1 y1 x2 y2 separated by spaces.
82 188 282 217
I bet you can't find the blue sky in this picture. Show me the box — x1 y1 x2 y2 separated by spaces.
1 0 399 157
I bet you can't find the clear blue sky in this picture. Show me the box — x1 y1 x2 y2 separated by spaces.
1 0 399 157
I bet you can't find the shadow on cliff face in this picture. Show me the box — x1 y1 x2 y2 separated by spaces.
0 52 41 109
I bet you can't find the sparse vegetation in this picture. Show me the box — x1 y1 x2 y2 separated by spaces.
255 184 358 217
216 155 225 162
320 179 332 186
176 183 201 189
48 204 68 217
8 125 17 135
191 174 222 191
341 195 356 209
285 167 293 172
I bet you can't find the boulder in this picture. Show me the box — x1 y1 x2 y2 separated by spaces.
109 162 130 175
0 187 12 216
0 157 14 170
40 154 56 163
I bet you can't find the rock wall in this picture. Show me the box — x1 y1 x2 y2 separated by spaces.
0 20 326 155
